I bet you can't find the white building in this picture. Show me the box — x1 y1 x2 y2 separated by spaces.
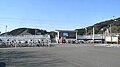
55 30 77 43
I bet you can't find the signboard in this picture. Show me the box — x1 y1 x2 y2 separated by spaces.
105 36 118 42
112 37 118 42
105 36 111 42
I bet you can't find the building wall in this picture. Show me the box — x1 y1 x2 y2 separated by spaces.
59 31 76 39
55 30 77 43
0 35 50 43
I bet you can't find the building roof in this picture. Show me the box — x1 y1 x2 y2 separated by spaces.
55 30 76 32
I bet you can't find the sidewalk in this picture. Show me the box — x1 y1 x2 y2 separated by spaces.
94 44 120 47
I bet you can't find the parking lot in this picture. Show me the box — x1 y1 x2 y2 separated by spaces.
0 44 120 67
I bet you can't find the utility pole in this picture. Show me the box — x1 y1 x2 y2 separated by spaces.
75 30 78 43
35 28 37 35
110 24 112 36
110 16 116 44
109 24 112 44
101 28 104 44
35 29 36 35
5 25 7 32
85 28 87 36
93 27 95 44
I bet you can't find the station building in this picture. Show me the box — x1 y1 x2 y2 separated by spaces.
55 30 77 43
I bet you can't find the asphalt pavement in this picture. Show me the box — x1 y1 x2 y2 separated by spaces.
0 44 120 67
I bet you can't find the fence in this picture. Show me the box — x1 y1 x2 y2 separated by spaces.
0 35 51 48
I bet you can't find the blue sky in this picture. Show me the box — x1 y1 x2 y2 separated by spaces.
0 0 120 33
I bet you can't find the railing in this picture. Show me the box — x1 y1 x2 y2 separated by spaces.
77 34 105 40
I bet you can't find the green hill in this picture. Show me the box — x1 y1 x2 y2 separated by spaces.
0 28 48 36
75 17 120 35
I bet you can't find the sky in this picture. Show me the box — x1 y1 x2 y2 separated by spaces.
0 0 120 33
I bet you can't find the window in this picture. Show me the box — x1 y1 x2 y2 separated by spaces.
63 32 68 36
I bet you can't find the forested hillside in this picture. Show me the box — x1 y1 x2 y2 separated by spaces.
75 17 120 35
